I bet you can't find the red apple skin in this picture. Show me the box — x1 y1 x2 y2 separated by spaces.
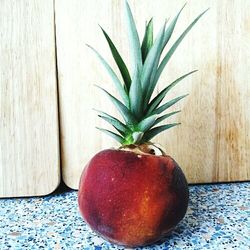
78 149 189 247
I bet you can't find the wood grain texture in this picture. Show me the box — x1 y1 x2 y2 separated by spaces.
55 0 250 189
0 0 60 197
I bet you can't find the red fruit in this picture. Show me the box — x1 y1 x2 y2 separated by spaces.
78 148 189 247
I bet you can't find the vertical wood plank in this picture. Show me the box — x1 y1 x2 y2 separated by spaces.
55 0 250 189
159 0 250 183
212 0 250 182
0 0 60 197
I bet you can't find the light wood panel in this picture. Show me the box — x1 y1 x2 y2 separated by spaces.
55 0 250 189
0 0 60 197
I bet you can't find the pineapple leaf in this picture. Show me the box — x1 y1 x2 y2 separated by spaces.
129 65 143 118
94 108 131 134
96 127 124 143
147 70 197 114
132 131 144 144
87 45 130 107
151 94 188 116
137 114 158 132
95 85 137 125
155 8 209 84
91 2 208 146
141 18 153 63
98 115 127 135
124 0 143 74
161 4 186 52
145 4 186 101
100 26 132 92
94 109 128 131
141 123 181 142
154 110 181 126
93 108 114 117
141 21 166 97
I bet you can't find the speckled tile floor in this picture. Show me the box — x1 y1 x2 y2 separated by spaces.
0 182 249 250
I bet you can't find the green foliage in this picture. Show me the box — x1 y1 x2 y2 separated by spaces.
87 45 129 107
141 123 181 142
137 114 158 132
95 85 136 125
147 70 197 115
129 64 143 118
154 111 181 126
141 21 166 106
100 26 131 92
141 18 153 63
124 0 142 75
96 127 124 143
151 94 189 116
154 8 209 85
98 115 127 135
89 0 207 145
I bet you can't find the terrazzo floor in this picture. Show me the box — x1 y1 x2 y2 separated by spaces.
0 182 249 250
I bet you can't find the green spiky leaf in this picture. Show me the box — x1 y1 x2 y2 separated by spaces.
132 131 144 143
124 0 142 75
145 4 186 101
93 108 115 118
100 26 131 92
154 111 181 126
141 123 181 142
96 127 124 143
89 2 208 146
147 70 197 115
95 85 137 125
98 115 127 135
161 4 186 52
94 109 128 134
137 114 158 132
155 8 209 84
141 18 153 63
129 65 143 118
151 94 189 116
141 21 166 99
87 45 129 107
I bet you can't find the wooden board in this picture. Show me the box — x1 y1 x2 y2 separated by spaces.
55 0 250 189
0 0 60 197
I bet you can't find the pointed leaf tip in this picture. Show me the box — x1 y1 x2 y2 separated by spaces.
155 7 209 84
95 85 137 125
98 114 127 135
154 110 181 126
141 17 154 63
141 123 181 142
124 0 142 73
147 69 197 115
152 93 189 115
100 26 132 92
141 21 166 100
89 47 129 107
96 127 124 144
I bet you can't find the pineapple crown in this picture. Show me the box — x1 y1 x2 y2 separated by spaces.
88 1 208 146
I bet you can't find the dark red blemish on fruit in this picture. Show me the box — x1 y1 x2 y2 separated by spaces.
149 158 189 235
170 164 189 221
159 161 168 176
